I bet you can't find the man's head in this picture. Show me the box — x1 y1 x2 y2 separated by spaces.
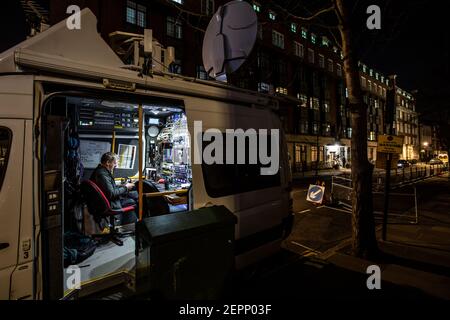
101 152 119 172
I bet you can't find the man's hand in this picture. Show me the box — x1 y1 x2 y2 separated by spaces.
125 182 135 190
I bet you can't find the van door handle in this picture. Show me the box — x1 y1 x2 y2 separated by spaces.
0 243 9 250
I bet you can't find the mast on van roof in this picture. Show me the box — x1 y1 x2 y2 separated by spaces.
109 30 175 76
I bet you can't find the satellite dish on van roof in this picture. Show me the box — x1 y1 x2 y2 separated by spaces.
202 0 257 79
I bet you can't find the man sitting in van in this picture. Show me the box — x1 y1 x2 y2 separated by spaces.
90 152 138 225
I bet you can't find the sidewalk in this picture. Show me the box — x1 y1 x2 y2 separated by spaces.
320 173 450 299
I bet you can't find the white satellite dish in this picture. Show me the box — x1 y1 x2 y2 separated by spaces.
202 0 257 79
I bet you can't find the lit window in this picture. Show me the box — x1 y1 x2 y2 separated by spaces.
126 2 146 27
269 11 276 20
311 33 316 44
126 1 136 24
361 76 367 88
369 131 376 141
253 2 261 12
272 30 284 49
297 94 308 107
322 36 329 47
137 5 146 27
290 22 297 33
294 41 304 58
375 72 379 80
362 64 367 73
167 17 183 39
333 46 338 53
301 27 307 39
370 69 373 77
276 87 288 95
258 82 270 93
171 0 184 4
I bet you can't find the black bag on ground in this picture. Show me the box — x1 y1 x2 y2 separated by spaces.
64 232 97 268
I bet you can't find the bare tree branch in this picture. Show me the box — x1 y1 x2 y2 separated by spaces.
271 2 335 22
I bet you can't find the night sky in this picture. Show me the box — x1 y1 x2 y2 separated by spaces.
1 0 449 115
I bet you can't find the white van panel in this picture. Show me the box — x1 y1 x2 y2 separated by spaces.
185 96 287 239
0 119 25 296
0 76 34 119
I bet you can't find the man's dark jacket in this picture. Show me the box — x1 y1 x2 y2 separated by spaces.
90 165 127 210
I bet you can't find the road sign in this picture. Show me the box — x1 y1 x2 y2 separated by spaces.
306 184 325 204
377 135 403 154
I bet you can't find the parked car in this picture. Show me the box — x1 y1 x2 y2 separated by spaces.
429 158 443 165
409 159 418 165
397 160 410 168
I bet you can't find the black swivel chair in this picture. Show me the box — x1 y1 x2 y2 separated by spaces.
80 180 136 246
136 180 170 217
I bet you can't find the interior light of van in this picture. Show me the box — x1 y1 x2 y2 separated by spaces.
102 78 136 91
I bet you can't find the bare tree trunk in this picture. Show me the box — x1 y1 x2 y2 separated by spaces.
335 0 378 257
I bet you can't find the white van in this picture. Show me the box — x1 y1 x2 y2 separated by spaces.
0 9 292 300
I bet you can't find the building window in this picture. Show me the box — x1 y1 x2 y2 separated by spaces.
375 72 379 80
301 27 307 39
269 11 276 20
319 54 325 68
324 100 330 113
196 65 208 80
290 22 297 33
312 123 319 135
347 128 352 138
294 41 304 58
126 1 146 27
253 2 261 12
368 80 372 92
361 76 367 88
308 48 314 64
337 64 342 77
310 97 319 110
167 16 183 39
272 30 284 49
297 93 308 107
171 0 184 4
300 121 309 134
311 146 318 162
201 0 215 16
362 64 367 73
0 127 12 190
311 33 317 44
322 36 329 47
276 87 288 95
323 123 331 136
327 59 333 73
258 82 270 93
369 131 376 141
126 1 136 24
